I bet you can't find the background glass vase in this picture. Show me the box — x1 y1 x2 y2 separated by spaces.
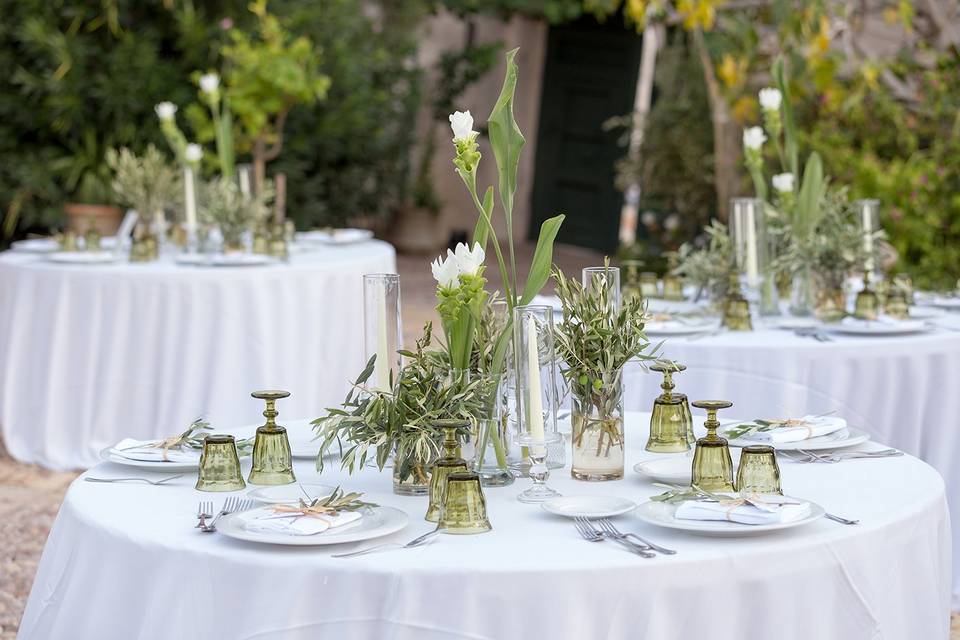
570 375 624 481
790 266 817 316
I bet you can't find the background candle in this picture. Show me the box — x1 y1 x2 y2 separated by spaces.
183 167 197 233
526 314 545 445
375 281 390 391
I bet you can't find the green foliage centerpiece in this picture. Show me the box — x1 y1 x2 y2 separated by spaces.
553 265 658 480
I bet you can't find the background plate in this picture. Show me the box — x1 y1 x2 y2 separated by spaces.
217 505 408 546
634 498 825 536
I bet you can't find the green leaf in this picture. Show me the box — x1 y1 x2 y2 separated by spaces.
773 57 798 178
487 48 525 219
796 152 826 237
520 214 564 304
472 186 495 250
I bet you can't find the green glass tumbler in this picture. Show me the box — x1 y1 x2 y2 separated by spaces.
438 471 492 534
426 420 470 523
196 435 246 492
646 362 692 453
736 445 782 495
854 274 879 320
247 390 296 486
662 274 685 301
691 400 735 492
885 289 909 320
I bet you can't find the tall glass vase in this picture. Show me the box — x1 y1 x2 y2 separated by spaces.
392 446 432 496
363 273 402 393
790 266 817 317
570 372 624 481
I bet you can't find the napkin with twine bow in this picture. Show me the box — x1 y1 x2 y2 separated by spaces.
674 495 811 525
244 487 376 536
725 415 847 444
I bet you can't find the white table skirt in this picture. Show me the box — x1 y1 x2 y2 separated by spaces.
624 316 960 603
0 242 395 470
19 413 951 640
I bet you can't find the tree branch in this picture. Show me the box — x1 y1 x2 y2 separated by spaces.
263 107 290 162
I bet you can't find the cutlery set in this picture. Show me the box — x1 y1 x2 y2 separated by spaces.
573 517 674 557
779 448 902 464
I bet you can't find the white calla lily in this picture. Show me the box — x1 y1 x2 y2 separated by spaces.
199 73 220 94
453 242 485 276
758 87 782 111
184 144 203 163
743 126 767 151
431 253 459 288
154 102 178 121
448 110 476 142
772 172 795 193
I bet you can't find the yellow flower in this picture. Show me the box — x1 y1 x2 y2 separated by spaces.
731 95 757 125
717 53 746 90
677 0 718 31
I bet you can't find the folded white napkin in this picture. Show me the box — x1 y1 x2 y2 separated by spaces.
740 415 847 444
110 438 199 463
840 314 904 327
675 498 811 525
245 510 363 536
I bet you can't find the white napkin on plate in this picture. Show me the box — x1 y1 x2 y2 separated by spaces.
245 510 363 536
840 315 905 327
110 438 199 463
739 415 847 444
675 498 811 525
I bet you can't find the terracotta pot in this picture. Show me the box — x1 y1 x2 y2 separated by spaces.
63 203 124 236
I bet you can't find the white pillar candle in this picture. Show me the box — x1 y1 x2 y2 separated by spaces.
375 281 390 392
526 315 545 449
862 206 875 273
183 167 197 233
745 210 759 284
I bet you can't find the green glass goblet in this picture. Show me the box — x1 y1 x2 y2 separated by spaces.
854 274 879 321
691 400 735 492
426 420 469 522
196 435 246 492
646 362 692 453
247 390 296 486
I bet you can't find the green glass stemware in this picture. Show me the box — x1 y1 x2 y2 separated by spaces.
691 400 735 492
247 390 296 486
646 362 692 453
426 420 469 522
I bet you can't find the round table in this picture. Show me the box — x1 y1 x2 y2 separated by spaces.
18 413 950 640
0 242 395 470
624 314 960 603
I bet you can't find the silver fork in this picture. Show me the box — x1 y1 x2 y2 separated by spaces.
201 497 254 533
574 518 654 557
85 474 184 485
598 519 676 555
824 513 860 525
332 527 442 558
196 501 214 529
573 518 604 543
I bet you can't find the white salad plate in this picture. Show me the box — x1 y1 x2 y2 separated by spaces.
541 495 636 519
99 446 202 471
635 498 825 537
823 320 928 336
247 483 338 505
48 251 117 264
217 505 408 546
721 425 870 451
296 228 373 245
12 238 60 253
633 455 693 484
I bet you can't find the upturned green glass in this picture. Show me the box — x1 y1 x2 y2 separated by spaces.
252 223 269 254
426 420 469 522
247 390 296 485
885 288 909 319
662 273 685 301
84 223 101 251
646 362 692 453
854 274 879 320
722 273 753 331
691 400 735 492
196 435 246 492
736 445 782 494
60 230 78 252
621 260 642 301
438 471 492 534
269 224 289 261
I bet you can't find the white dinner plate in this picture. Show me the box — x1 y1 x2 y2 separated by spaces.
217 505 408 546
643 320 719 336
48 251 117 264
296 228 373 245
633 455 693 484
907 306 944 320
823 320 928 336
773 317 821 330
721 425 870 451
916 295 960 311
12 238 60 253
247 483 338 505
634 498 825 537
99 446 202 471
541 495 636 519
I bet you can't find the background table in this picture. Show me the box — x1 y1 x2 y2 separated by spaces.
0 242 395 470
624 316 960 604
19 413 950 640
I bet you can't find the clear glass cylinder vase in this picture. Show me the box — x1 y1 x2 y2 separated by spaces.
790 267 817 317
392 450 432 496
570 373 625 481
363 273 402 393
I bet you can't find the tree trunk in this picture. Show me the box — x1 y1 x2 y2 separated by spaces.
252 138 266 198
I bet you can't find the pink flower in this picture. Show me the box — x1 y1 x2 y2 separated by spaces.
220 17 234 30
889 208 903 221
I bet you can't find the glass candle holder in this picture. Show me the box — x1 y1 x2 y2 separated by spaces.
729 198 766 289
196 435 246 492
247 390 296 486
513 305 561 503
646 362 692 453
854 274 879 321
438 471 492 534
722 272 753 331
639 272 659 298
736 445 782 494
583 266 621 311
363 273 402 393
691 400 735 492
426 420 470 522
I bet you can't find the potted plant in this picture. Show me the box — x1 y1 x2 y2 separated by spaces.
55 131 124 236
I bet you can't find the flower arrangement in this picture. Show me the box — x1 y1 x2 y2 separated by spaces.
199 177 273 249
431 242 488 371
106 145 181 219
670 219 734 302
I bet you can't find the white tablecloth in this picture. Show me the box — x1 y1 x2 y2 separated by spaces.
0 242 395 470
625 315 960 603
19 412 950 640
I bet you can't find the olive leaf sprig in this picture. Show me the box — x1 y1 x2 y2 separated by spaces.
271 486 378 518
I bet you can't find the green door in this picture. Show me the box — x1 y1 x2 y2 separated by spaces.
529 17 643 252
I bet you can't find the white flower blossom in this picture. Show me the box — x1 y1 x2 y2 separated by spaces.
453 242 485 276
772 172 795 193
431 253 459 288
663 214 680 231
199 73 220 94
448 110 476 142
641 211 657 228
758 87 782 111
154 102 177 121
743 126 767 151
184 144 203 163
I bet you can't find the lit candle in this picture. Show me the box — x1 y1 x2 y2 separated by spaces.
526 314 545 450
183 167 197 234
375 281 390 391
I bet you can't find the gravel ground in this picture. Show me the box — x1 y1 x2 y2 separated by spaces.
1 241 956 637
